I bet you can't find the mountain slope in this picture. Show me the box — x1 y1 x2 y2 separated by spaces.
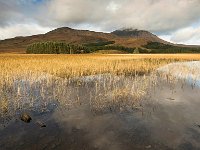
0 27 118 53
0 27 186 53
111 29 170 44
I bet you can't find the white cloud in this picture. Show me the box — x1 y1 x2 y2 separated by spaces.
158 35 173 43
106 1 120 13
170 26 200 45
0 24 52 40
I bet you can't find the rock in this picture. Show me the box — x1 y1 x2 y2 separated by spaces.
145 145 152 149
166 97 175 101
20 113 32 123
36 121 46 128
51 143 57 149
195 124 200 128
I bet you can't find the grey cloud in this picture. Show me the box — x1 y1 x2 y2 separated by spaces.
1 0 200 44
0 0 44 27
0 1 22 26
35 0 200 33
1 0 200 33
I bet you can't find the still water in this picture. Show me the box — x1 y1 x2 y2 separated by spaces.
0 61 200 150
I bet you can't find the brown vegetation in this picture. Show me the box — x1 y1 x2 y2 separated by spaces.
0 27 167 53
1 54 200 116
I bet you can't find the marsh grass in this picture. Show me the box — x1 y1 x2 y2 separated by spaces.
0 54 200 117
89 74 150 113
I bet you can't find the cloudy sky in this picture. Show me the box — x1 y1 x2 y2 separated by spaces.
0 0 200 45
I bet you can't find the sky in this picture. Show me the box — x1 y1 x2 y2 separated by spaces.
0 0 200 45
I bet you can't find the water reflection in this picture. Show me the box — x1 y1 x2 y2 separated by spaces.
158 61 200 87
0 61 200 149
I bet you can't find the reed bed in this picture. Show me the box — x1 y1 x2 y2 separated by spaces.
1 54 200 78
0 54 200 118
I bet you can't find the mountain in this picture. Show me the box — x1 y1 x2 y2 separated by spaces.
111 28 170 44
0 27 195 53
0 27 116 53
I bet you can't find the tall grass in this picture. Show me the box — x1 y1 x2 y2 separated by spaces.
0 54 200 117
1 54 200 78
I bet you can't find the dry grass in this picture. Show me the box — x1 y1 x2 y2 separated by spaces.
1 54 200 79
0 54 200 116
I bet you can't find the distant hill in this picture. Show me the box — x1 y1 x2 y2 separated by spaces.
0 27 200 53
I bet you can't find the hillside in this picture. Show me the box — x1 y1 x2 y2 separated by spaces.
1 27 200 54
0 27 170 53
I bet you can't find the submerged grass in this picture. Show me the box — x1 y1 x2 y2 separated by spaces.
0 54 200 117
